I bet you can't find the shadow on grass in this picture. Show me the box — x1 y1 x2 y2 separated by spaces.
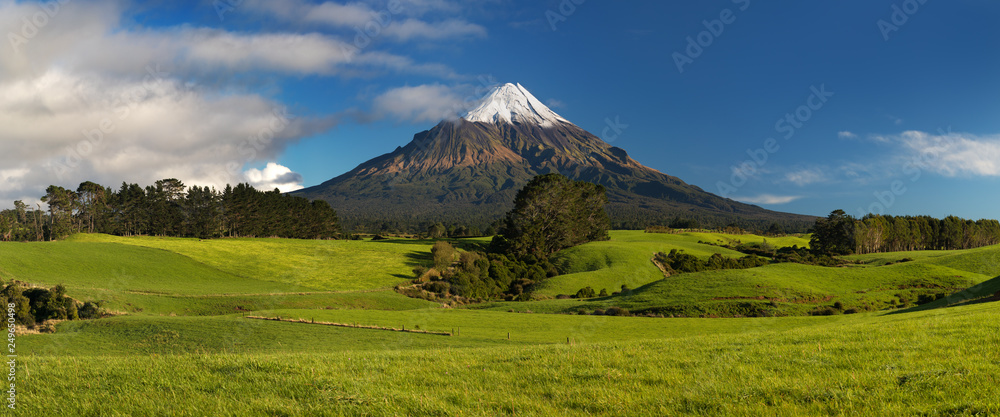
373 238 491 252
402 251 432 267
888 275 1000 315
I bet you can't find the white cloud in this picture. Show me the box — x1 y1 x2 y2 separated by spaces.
371 84 468 122
546 99 566 108
784 168 827 186
243 0 486 41
244 163 305 192
0 69 333 202
0 2 458 81
733 194 802 205
838 131 857 139
383 19 486 40
896 131 1000 177
0 0 475 204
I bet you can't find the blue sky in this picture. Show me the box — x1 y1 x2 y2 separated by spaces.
2 0 999 219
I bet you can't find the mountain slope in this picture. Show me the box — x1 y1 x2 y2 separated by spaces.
296 83 816 232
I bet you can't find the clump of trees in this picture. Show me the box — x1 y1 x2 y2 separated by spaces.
409 174 611 303
654 249 769 275
713 240 849 267
0 179 340 241
811 210 1000 255
408 241 556 302
0 282 104 329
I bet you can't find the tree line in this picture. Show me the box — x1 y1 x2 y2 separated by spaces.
811 210 1000 255
0 180 339 241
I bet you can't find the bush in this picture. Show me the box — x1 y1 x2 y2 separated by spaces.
431 241 456 269
833 301 844 310
592 309 606 316
810 306 839 316
412 266 428 278
598 288 608 297
574 286 596 299
78 301 104 319
604 307 630 317
424 281 451 295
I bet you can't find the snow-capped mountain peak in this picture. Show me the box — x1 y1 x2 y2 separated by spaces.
462 83 570 127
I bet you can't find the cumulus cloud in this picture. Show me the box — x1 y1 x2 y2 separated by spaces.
838 131 857 139
0 68 333 203
371 83 469 122
0 0 475 204
734 194 802 205
0 1 461 83
244 163 305 192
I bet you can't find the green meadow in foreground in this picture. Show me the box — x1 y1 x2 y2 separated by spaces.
3 231 999 415
17 302 1000 416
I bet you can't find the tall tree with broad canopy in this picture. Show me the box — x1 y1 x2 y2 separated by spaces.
491 173 610 258
810 210 856 255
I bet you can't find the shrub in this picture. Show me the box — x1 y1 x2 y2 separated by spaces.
431 241 456 269
605 307 630 316
37 322 56 333
424 281 451 295
412 266 428 278
592 309 606 316
78 301 104 319
598 288 608 297
833 301 844 310
810 306 839 316
574 286 596 299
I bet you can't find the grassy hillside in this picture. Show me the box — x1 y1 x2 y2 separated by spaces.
539 231 809 297
67 234 432 291
0 236 439 316
496 235 997 317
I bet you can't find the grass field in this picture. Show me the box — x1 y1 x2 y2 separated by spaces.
16 303 1000 416
5 232 1000 415
66 234 432 291
540 231 809 297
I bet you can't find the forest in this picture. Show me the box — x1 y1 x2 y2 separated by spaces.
0 180 340 241
810 210 1000 255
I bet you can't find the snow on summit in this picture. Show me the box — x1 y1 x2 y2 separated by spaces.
463 83 570 127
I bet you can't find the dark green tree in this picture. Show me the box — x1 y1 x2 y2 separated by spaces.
810 210 856 255
491 174 610 257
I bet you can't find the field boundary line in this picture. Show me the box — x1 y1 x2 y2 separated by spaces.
243 315 452 336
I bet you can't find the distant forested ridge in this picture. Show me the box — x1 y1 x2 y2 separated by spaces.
0 180 339 242
811 210 1000 255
